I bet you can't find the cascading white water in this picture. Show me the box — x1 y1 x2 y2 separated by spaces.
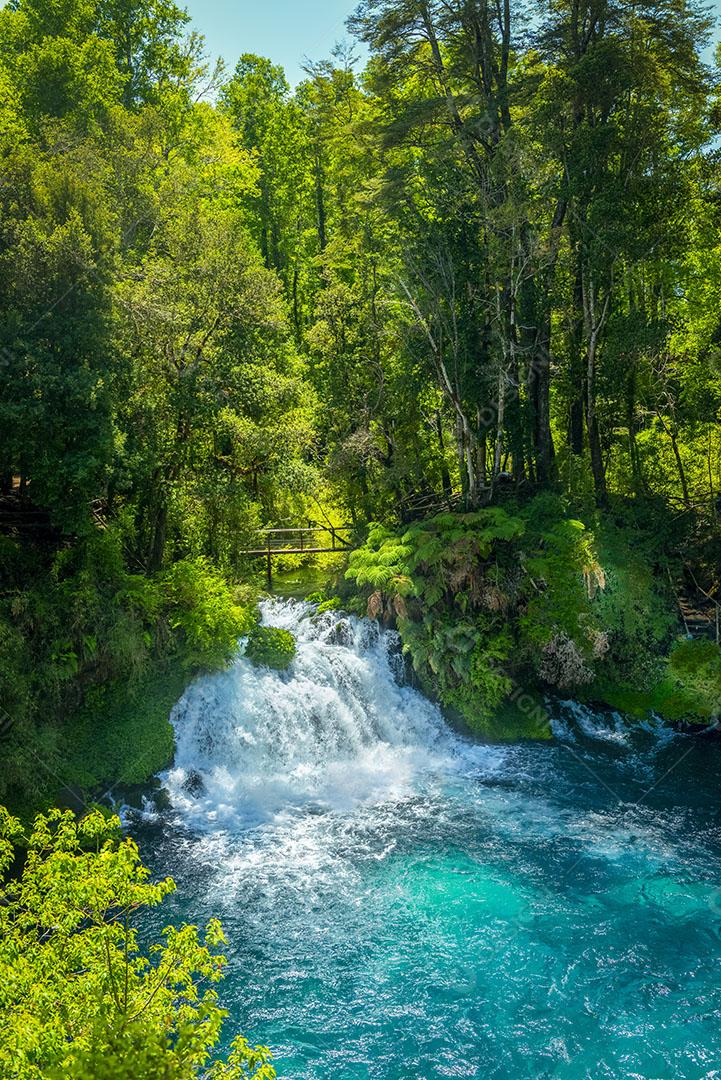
164 599 489 830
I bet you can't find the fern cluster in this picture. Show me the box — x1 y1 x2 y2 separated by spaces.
345 496 687 735
346 509 532 734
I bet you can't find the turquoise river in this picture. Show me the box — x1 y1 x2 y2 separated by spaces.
130 599 721 1079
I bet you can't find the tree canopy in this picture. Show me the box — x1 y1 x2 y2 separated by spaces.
0 807 275 1079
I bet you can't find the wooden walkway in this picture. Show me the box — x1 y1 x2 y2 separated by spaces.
240 524 355 588
676 567 720 643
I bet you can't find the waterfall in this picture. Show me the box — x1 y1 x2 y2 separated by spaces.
135 603 719 1080
163 599 489 831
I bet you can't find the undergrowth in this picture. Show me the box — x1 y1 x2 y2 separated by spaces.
0 530 257 814
344 494 706 736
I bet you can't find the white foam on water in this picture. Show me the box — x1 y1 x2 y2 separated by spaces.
555 699 633 747
150 600 703 907
162 599 501 833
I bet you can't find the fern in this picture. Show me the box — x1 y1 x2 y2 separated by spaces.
344 495 680 736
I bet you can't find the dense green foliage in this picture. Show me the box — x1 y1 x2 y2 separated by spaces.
0 534 254 811
668 638 721 718
345 496 708 733
1 0 720 796
245 626 297 671
0 807 276 1079
0 0 718 761
0 0 313 810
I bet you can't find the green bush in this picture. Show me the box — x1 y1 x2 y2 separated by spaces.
0 807 276 1080
668 637 721 718
316 596 342 615
245 626 297 670
162 558 257 671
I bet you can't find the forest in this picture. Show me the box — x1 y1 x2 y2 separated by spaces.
1 0 721 1075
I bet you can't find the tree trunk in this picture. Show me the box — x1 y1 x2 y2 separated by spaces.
456 413 481 508
520 203 565 484
478 429 488 490
493 366 506 483
670 428 691 510
506 278 525 483
148 501 167 573
315 153 327 252
456 414 468 502
658 413 691 510
581 266 612 508
529 320 556 484
292 264 301 340
586 339 607 507
626 368 646 495
569 264 586 455
435 410 453 502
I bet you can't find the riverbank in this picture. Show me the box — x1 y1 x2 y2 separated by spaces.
340 495 721 739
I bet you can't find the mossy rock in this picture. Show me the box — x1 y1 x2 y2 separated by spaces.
668 638 721 715
589 640 721 724
245 626 297 671
316 597 342 615
588 676 704 723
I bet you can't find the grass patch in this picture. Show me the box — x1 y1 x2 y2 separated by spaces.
586 672 713 724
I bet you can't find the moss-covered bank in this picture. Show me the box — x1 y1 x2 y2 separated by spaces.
341 495 721 739
59 668 185 795
0 530 258 816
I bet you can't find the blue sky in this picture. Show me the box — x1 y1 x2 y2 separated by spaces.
185 0 362 85
187 1 721 86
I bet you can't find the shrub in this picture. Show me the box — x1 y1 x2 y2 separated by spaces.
162 558 256 671
245 626 297 670
0 807 276 1080
316 596 342 615
668 638 721 718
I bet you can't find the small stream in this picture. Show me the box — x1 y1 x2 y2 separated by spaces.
129 600 721 1078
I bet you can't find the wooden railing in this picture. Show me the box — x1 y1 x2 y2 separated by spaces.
240 523 355 588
